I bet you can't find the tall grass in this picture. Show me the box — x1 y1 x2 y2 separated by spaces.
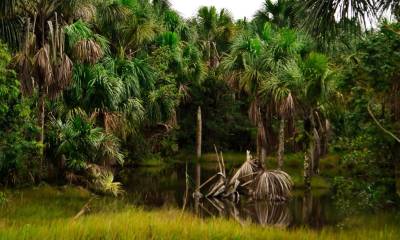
1 207 399 240
0 186 399 240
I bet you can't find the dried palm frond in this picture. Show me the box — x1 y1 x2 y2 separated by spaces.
49 54 73 99
206 146 228 197
33 45 53 85
253 170 293 201
279 92 295 117
74 39 103 64
54 54 73 88
74 4 96 22
206 174 226 197
200 149 293 202
229 150 258 185
13 53 33 95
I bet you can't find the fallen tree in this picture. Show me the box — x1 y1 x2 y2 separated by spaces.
194 147 293 202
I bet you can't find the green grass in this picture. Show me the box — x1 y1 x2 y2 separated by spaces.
0 186 399 240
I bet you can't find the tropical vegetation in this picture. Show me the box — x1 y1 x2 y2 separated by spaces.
0 0 399 238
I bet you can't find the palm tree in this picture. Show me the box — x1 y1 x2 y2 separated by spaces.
225 24 306 167
277 53 338 189
299 0 397 42
222 33 269 162
54 110 124 170
254 0 298 30
258 25 308 168
261 71 296 169
63 20 150 140
96 0 160 58
0 0 95 169
195 6 235 69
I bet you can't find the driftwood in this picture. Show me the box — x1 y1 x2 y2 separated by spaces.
73 197 95 220
196 148 293 202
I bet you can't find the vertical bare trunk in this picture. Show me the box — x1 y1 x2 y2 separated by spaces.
277 118 285 169
256 118 266 168
261 147 266 167
196 106 202 159
304 150 312 190
304 110 315 190
313 128 321 175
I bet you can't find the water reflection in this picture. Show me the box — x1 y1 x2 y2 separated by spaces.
120 162 339 229
197 198 292 228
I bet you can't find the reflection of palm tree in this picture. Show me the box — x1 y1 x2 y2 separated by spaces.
194 162 201 214
301 190 326 229
248 201 292 228
202 198 243 225
302 189 313 225
202 197 292 228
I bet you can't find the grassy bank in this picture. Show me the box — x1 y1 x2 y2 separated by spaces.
0 186 399 240
2 208 399 240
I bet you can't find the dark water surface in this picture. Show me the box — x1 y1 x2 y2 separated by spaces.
119 161 341 229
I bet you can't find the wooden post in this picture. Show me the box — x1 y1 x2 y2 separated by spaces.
196 106 202 159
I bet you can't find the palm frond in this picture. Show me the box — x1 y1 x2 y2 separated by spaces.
253 170 293 201
74 39 103 64
93 170 124 197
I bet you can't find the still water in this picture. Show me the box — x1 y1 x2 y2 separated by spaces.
119 161 341 229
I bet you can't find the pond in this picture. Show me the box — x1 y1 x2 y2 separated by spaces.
119 160 341 229
1 154 398 235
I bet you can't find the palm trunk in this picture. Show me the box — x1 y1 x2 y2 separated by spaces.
196 106 202 159
313 128 321 175
38 89 46 170
256 118 266 168
277 118 285 169
304 110 315 190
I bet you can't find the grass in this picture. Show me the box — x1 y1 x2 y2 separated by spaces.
0 186 399 240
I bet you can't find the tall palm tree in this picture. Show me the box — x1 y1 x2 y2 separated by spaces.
195 6 235 69
0 0 92 168
261 70 296 169
222 33 269 162
225 24 307 167
277 53 338 189
259 25 308 168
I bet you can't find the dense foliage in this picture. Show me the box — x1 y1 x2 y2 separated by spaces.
0 43 39 185
0 0 398 207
